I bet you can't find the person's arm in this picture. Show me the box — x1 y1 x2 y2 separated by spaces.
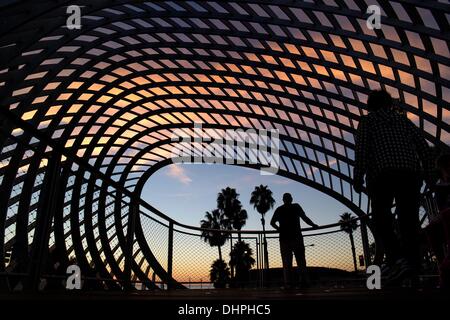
297 204 319 228
353 117 369 193
270 209 280 231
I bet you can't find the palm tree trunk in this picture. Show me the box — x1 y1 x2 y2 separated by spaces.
350 233 357 272
218 245 222 261
261 216 269 270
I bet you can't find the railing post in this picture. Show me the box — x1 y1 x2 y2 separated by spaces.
255 237 260 287
229 234 234 279
258 233 265 287
167 221 174 289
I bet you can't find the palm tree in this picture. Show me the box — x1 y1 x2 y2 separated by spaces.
217 187 248 279
250 185 275 269
209 259 230 288
217 187 248 241
200 209 229 261
229 241 255 287
339 212 359 272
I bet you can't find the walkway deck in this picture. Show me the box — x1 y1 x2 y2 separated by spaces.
1 287 448 301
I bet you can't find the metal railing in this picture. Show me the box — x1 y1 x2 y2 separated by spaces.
139 205 375 289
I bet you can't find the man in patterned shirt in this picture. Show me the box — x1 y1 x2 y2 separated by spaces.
353 89 434 284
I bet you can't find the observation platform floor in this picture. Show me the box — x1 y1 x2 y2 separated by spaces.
1 286 448 301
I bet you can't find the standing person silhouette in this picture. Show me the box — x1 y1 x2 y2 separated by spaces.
270 193 318 289
353 89 434 285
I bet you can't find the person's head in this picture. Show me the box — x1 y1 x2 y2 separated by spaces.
437 153 450 181
367 89 393 112
282 193 293 204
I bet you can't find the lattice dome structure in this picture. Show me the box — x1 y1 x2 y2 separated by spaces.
0 0 449 289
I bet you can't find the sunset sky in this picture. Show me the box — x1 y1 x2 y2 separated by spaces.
142 163 352 231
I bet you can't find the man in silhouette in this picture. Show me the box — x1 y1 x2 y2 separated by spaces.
270 193 318 288
353 89 434 284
